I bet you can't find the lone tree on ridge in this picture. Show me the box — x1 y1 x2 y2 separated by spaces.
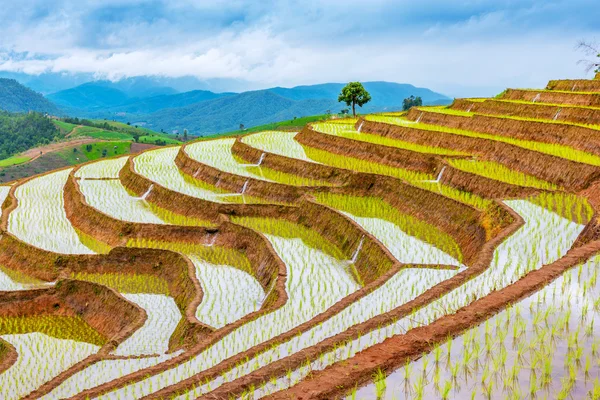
338 82 371 117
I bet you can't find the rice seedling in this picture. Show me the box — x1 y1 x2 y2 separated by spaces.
311 121 468 156
185 138 334 186
75 156 128 179
367 114 600 166
133 147 269 204
0 333 100 400
448 159 559 190
8 169 98 254
315 192 463 264
240 130 433 181
0 265 46 291
241 131 313 161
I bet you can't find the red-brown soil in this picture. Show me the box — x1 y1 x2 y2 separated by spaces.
501 88 600 107
547 79 600 92
451 98 600 126
296 126 440 174
180 203 523 399
263 240 600 399
0 338 17 375
232 138 353 185
406 107 600 158
358 117 600 192
130 142 159 153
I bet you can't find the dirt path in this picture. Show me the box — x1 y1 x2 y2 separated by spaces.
65 125 85 138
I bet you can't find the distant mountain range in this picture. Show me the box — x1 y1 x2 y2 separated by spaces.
0 77 452 135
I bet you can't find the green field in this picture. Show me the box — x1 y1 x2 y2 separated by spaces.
91 120 181 142
52 120 79 134
54 118 182 146
0 155 31 167
224 114 331 136
56 141 132 165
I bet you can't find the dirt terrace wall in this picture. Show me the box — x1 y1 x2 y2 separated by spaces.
176 145 304 203
331 173 495 266
439 163 541 199
224 199 398 285
500 88 600 107
265 237 600 400
576 181 600 246
547 79 600 92
123 147 398 284
119 156 223 222
296 126 439 174
224 129 504 267
0 338 16 375
66 170 285 320
407 107 600 157
452 98 600 126
232 138 353 185
192 203 524 400
0 280 142 348
145 199 513 399
359 118 600 192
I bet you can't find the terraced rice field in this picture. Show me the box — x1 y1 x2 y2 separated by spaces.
1 75 600 400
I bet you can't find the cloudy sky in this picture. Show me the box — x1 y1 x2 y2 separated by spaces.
0 0 599 96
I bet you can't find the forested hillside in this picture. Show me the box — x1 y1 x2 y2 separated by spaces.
0 112 61 159
0 79 61 114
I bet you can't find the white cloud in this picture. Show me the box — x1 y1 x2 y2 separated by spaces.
0 0 597 96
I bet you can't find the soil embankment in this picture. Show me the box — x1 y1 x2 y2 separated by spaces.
358 117 600 192
406 107 600 158
451 98 600 126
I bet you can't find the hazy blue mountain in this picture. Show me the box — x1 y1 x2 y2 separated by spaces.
270 82 449 107
42 79 450 134
0 79 61 114
47 83 132 110
128 81 451 134
87 90 236 116
103 78 178 98
142 90 301 133
47 78 181 111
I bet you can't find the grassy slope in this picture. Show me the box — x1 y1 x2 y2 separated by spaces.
0 155 31 167
53 118 181 144
223 114 330 137
56 141 132 164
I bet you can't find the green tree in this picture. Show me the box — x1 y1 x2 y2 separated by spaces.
402 95 423 111
183 128 188 141
338 82 371 117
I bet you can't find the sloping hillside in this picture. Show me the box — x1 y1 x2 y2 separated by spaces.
92 89 236 115
0 111 61 159
145 90 316 133
0 79 61 114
